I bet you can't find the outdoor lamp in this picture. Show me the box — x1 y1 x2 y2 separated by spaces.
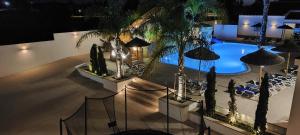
111 50 116 57
121 53 127 59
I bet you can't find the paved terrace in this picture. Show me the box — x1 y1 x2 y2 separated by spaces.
0 54 220 135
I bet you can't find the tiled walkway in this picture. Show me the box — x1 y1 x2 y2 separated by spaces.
0 54 220 135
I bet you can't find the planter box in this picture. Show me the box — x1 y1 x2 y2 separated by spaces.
159 95 194 122
189 111 252 135
76 63 133 93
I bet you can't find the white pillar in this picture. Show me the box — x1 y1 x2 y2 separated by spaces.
287 59 300 135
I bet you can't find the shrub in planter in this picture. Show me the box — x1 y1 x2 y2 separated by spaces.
227 79 237 124
205 66 217 116
254 73 270 134
90 44 98 74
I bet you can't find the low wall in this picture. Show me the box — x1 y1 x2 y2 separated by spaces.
238 15 285 38
159 96 193 122
189 111 251 135
76 63 133 93
213 25 238 40
0 31 101 78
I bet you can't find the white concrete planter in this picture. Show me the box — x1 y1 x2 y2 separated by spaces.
159 96 194 122
189 111 252 135
76 63 133 93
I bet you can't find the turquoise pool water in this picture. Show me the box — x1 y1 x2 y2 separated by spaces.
160 42 276 74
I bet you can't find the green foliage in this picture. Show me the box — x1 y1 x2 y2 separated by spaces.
228 79 237 124
144 24 162 43
210 113 255 134
90 44 98 74
89 44 108 76
205 66 217 116
254 73 270 134
143 0 198 75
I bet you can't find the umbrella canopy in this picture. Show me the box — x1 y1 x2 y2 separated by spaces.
277 24 294 30
251 23 262 28
125 37 150 48
184 47 220 60
240 48 284 66
272 40 300 53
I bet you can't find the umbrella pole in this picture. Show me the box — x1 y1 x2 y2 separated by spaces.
283 30 286 40
259 66 263 85
198 60 201 81
286 52 291 76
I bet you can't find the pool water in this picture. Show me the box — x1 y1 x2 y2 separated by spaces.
160 42 276 74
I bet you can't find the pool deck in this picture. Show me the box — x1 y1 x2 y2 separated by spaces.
144 61 294 127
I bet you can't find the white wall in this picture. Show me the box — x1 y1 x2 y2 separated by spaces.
287 59 300 135
0 31 102 77
238 15 285 38
214 25 237 40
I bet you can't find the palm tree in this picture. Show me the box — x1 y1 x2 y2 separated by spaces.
76 0 141 79
143 0 222 101
143 0 195 101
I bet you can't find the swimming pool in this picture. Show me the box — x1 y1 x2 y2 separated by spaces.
160 42 276 74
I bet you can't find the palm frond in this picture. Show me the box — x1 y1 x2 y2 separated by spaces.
76 31 108 48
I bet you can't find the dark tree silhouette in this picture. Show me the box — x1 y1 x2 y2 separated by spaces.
228 79 237 123
205 66 217 116
199 100 207 135
90 44 98 74
254 73 270 134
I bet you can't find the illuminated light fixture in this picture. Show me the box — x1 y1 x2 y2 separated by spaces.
18 44 30 51
214 20 218 25
21 46 28 50
3 1 10 7
111 51 116 57
229 116 237 123
121 53 127 59
133 47 138 51
243 21 249 26
271 23 277 28
78 9 82 13
72 32 78 38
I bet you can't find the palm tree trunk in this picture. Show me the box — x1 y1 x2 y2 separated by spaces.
177 35 186 101
116 57 123 79
259 0 270 47
112 34 123 79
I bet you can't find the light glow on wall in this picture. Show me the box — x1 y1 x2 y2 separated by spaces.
18 44 30 51
271 22 277 29
243 21 250 29
72 32 79 38
243 21 250 26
